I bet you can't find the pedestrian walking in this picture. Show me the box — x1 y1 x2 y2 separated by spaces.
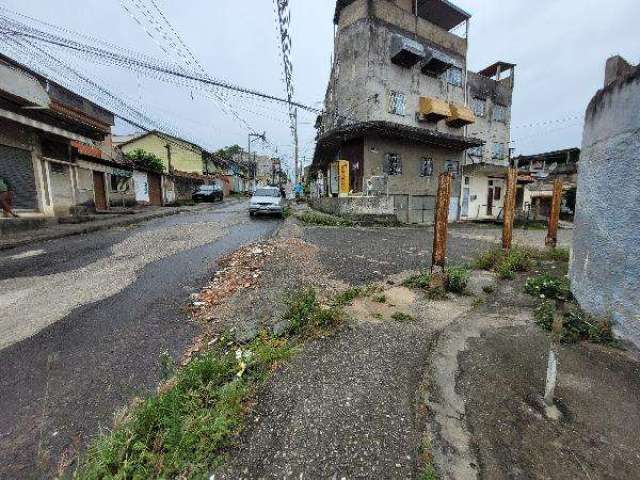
0 175 19 218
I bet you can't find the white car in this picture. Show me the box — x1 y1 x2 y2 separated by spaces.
249 187 285 218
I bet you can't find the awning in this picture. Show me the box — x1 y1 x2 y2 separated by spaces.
418 97 451 122
446 104 476 128
421 48 454 75
0 107 94 144
390 35 426 69
314 121 483 164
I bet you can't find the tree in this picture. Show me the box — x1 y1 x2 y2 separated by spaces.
125 149 165 173
215 144 243 160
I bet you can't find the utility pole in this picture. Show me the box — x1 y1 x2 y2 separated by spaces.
546 178 563 248
502 167 518 251
431 173 453 287
248 131 266 188
293 108 299 185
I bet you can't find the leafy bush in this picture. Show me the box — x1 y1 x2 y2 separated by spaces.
426 286 448 301
525 273 571 300
334 287 362 306
534 300 556 330
445 266 471 294
373 294 387 304
533 302 618 346
125 148 165 173
473 248 503 271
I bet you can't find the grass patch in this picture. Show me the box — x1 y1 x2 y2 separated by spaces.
334 287 363 306
75 334 292 479
534 300 619 346
391 312 415 323
283 288 344 336
524 273 571 300
77 285 346 478
295 211 353 227
402 272 432 289
472 245 570 279
445 266 471 294
372 294 387 304
420 465 440 480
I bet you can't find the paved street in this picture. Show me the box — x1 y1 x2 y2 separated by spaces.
0 200 281 479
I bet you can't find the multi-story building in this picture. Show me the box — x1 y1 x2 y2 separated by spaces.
0 53 136 217
312 0 515 224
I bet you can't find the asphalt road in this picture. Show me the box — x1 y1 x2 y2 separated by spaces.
0 200 282 479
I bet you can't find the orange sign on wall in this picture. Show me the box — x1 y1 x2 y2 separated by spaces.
337 160 350 196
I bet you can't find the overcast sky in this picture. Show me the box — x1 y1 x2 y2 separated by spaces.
1 0 638 170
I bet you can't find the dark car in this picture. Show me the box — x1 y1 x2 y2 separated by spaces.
192 185 224 203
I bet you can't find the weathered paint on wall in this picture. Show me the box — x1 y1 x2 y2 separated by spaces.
120 133 204 175
570 64 640 347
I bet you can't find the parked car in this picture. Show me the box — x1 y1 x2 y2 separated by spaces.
192 185 224 203
249 186 284 218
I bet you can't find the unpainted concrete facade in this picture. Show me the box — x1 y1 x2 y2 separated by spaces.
315 0 514 224
570 58 640 348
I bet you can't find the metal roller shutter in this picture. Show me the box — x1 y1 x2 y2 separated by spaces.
0 144 37 209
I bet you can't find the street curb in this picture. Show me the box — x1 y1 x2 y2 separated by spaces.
0 199 246 251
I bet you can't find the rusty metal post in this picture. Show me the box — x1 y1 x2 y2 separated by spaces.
545 178 563 248
502 167 518 251
431 173 452 286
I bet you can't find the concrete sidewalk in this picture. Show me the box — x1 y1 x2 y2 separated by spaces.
0 199 244 251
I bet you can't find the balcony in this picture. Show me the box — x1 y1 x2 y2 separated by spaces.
417 97 451 122
446 104 475 128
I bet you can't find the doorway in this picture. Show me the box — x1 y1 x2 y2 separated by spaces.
93 171 107 210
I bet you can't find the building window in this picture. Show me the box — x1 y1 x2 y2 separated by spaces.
471 97 486 117
464 176 470 185
444 67 463 87
494 187 502 201
467 146 483 158
383 153 402 176
493 105 508 122
110 175 130 193
420 158 433 177
492 142 506 161
445 160 460 176
388 91 406 116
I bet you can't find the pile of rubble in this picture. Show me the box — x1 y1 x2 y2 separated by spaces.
191 241 276 320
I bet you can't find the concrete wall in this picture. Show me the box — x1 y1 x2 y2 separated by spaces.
310 195 398 224
363 135 460 195
121 134 204 175
570 65 640 347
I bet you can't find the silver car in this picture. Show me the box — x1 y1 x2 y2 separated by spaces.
249 187 284 218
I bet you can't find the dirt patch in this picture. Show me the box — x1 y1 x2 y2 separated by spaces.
459 325 640 479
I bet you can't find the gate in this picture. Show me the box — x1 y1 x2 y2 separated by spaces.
0 144 37 210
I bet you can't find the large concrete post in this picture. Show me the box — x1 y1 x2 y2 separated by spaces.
431 173 452 285
545 179 563 248
502 167 518 251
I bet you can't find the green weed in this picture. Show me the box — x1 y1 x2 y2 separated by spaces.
524 273 571 300
284 288 343 336
75 335 292 479
296 211 353 227
402 272 432 289
391 312 415 322
445 266 471 294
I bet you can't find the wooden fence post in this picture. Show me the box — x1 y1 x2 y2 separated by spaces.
502 167 518 251
545 178 563 248
431 173 452 286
